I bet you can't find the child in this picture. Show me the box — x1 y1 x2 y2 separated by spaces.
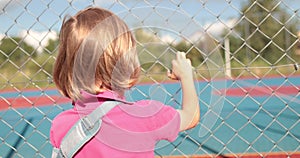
50 7 199 158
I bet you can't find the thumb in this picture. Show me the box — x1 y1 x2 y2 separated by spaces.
167 69 179 80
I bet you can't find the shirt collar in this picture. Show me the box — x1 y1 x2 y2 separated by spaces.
73 90 133 114
78 90 132 104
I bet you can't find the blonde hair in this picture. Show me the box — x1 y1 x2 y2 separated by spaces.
53 7 140 100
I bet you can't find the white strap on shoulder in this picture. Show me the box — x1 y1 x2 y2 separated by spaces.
51 147 60 158
52 101 120 158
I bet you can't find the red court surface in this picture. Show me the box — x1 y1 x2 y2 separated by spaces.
222 85 300 97
1 85 299 110
0 95 70 110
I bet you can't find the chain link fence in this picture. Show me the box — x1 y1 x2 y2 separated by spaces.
1 0 300 157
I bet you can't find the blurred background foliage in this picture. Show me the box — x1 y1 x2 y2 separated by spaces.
0 0 299 89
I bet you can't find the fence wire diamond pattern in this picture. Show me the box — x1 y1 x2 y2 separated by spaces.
0 0 300 157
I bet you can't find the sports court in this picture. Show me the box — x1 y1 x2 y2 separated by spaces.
1 75 300 157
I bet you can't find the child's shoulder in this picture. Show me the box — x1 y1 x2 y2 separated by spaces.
133 99 163 106
52 108 79 124
50 108 80 147
123 99 166 110
51 108 78 132
118 99 178 118
133 99 176 111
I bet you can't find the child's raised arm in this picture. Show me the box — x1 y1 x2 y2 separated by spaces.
168 52 200 131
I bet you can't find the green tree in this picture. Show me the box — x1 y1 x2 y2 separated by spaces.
34 38 59 76
229 0 299 65
172 40 204 68
0 37 35 66
44 38 59 55
135 29 174 72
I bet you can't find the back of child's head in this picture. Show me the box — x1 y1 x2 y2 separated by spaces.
53 7 140 101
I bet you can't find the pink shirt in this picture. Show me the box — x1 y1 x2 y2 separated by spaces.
50 90 180 158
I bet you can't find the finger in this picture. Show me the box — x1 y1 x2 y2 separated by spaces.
178 51 186 59
176 51 185 60
187 58 192 65
172 60 177 67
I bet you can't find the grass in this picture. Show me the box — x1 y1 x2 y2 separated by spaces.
1 68 299 92
0 57 300 91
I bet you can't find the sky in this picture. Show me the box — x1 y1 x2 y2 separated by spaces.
0 0 299 51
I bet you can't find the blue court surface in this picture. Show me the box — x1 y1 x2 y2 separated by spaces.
0 76 299 157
